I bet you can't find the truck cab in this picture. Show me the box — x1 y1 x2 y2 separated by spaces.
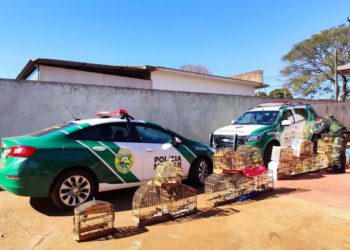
210 102 319 165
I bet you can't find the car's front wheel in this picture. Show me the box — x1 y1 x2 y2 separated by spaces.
189 158 212 186
50 169 96 210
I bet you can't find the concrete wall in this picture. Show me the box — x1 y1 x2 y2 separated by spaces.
0 78 349 144
151 69 257 96
38 65 152 89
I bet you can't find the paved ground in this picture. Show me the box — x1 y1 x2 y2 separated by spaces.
1 170 350 250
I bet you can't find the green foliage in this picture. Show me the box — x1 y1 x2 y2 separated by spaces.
256 91 267 97
268 88 293 98
281 24 350 100
180 64 211 74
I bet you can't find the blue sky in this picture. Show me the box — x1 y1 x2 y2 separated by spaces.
0 0 349 92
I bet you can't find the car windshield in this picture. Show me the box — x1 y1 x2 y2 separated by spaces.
234 111 279 125
31 123 74 136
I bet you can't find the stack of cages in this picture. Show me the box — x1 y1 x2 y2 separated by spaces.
310 154 324 171
206 146 270 206
291 156 312 174
72 200 114 242
213 146 264 173
132 161 197 225
291 139 314 174
317 134 334 170
271 146 294 178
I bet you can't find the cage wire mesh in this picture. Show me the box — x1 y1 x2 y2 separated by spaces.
161 185 197 217
205 173 237 205
154 161 182 186
205 170 273 206
132 184 163 223
132 183 197 225
72 200 115 242
253 170 274 191
213 146 264 173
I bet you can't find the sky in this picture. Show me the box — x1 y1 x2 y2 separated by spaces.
0 0 349 93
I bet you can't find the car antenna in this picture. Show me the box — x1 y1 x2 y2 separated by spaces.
65 106 81 121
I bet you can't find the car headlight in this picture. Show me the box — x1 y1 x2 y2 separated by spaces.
245 133 265 142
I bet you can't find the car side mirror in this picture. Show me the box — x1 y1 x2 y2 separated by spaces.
281 119 292 126
172 137 182 147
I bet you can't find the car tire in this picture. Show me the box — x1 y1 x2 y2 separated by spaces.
263 142 279 167
189 158 212 186
50 169 97 210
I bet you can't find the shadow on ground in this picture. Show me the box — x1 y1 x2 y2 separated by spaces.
278 169 350 181
80 226 149 242
251 187 309 201
144 187 309 226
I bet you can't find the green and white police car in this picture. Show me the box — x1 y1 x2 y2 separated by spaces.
210 102 319 165
0 110 213 209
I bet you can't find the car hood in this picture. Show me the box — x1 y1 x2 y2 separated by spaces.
213 124 268 136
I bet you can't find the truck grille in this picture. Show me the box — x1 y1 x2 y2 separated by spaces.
211 135 245 149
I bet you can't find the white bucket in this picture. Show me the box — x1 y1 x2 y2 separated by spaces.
268 161 279 181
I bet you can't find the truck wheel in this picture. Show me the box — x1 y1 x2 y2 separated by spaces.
50 169 96 210
189 158 212 186
263 142 279 167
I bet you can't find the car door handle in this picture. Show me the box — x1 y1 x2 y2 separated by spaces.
146 148 154 152
92 146 107 152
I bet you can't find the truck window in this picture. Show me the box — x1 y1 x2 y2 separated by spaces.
281 110 295 123
294 108 308 122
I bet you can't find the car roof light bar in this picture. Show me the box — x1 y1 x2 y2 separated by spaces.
95 109 134 120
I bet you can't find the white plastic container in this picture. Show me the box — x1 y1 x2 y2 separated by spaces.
268 161 279 181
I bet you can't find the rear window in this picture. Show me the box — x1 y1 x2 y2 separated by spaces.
31 123 74 136
68 123 135 142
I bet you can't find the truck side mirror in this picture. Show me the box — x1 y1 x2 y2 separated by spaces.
172 137 182 147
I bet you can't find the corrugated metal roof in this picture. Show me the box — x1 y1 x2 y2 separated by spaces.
16 58 266 88
338 64 350 75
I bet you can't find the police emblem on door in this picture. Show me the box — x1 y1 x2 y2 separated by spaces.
115 149 135 174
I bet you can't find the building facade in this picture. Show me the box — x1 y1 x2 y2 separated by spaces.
17 58 266 96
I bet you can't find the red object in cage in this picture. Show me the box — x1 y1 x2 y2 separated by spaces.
242 166 266 177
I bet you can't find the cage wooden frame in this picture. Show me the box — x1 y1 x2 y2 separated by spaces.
132 183 197 225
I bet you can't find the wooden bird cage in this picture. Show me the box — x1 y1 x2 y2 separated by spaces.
132 183 197 226
154 161 183 187
72 200 114 242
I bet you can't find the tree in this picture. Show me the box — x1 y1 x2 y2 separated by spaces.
256 91 267 97
268 88 293 98
180 64 212 74
281 24 350 101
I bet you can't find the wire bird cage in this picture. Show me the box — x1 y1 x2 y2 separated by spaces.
132 183 197 226
291 156 312 174
205 171 273 206
205 173 238 206
72 200 114 242
154 161 182 187
213 146 264 174
252 170 274 192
